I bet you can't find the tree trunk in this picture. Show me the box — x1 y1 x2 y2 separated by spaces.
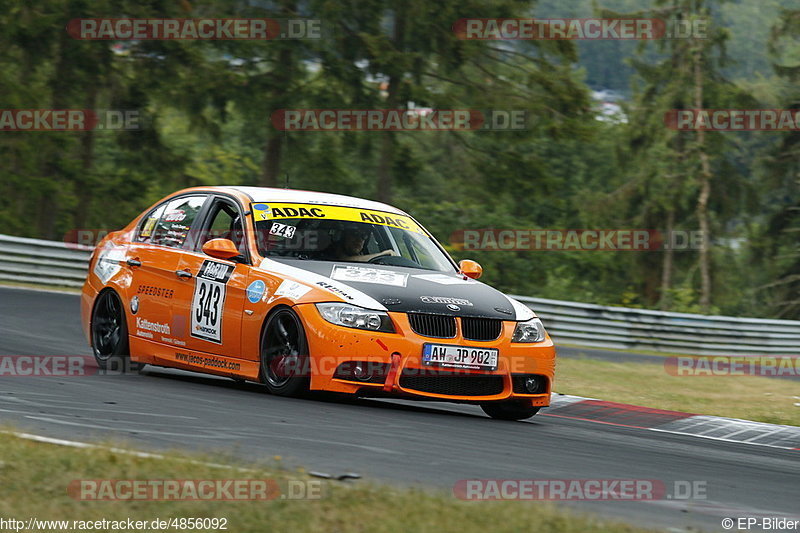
74 84 98 234
659 209 675 309
261 4 295 187
376 77 398 202
261 133 283 187
376 8 406 203
39 30 71 240
693 45 712 313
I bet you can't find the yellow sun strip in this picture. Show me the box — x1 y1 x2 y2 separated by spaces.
251 202 425 235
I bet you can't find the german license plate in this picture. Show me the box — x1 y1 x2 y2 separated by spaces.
422 344 498 371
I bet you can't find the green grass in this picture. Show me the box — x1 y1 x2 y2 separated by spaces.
0 431 660 533
558 343 698 358
556 357 800 426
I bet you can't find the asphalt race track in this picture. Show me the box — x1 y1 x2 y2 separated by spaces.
0 287 797 532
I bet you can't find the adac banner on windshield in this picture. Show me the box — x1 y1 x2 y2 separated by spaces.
251 202 425 235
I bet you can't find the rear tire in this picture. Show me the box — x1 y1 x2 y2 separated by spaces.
91 290 140 372
480 401 540 421
259 308 310 397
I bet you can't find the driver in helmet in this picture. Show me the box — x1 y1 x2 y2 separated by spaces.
333 223 397 262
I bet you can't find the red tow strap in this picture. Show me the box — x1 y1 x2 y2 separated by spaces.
383 352 402 392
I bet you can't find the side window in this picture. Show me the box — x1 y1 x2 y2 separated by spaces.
136 204 167 243
202 199 246 254
151 196 207 248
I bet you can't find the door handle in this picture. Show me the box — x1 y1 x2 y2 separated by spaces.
126 258 142 267
175 269 192 279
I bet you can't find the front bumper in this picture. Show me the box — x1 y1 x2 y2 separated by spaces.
296 304 555 406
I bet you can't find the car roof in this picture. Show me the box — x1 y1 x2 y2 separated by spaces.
211 186 408 215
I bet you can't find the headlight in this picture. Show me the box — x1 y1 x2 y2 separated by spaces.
512 317 546 343
315 303 395 333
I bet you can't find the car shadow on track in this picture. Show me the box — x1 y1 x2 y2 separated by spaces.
136 364 538 423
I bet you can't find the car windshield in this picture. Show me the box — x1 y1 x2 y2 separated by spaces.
251 202 455 272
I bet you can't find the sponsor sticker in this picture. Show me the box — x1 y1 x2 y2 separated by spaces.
163 209 186 222
140 216 157 238
93 246 126 283
251 202 425 235
136 317 171 339
137 285 174 298
420 296 473 306
274 280 311 300
246 280 266 304
331 265 408 287
315 281 355 301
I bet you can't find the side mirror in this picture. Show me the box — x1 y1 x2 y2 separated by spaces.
459 259 483 279
202 238 241 260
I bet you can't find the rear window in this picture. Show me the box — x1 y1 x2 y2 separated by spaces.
140 196 206 248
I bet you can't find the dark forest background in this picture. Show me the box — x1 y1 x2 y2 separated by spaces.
1 0 799 317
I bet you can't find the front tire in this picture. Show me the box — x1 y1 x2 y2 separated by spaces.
91 290 139 372
259 308 310 397
481 401 540 421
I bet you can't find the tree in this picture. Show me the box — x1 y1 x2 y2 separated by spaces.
759 8 800 317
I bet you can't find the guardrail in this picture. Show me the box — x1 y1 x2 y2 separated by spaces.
0 234 92 288
1 233 798 355
514 295 800 355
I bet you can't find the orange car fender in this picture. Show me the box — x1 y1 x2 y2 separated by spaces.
83 233 134 347
240 273 349 368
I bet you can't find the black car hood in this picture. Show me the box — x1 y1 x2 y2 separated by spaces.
272 259 518 320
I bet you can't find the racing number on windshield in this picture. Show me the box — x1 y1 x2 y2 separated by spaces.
190 260 233 343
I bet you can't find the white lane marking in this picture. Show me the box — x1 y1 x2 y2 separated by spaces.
544 394 599 409
545 397 800 451
21 413 202 427
743 428 794 442
0 408 43 415
0 396 198 418
649 425 799 451
1 430 256 472
258 434 404 455
0 391 63 397
24 415 233 439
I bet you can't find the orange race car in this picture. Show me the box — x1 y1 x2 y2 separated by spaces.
81 187 556 420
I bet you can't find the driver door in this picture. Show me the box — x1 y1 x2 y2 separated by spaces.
170 196 250 361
